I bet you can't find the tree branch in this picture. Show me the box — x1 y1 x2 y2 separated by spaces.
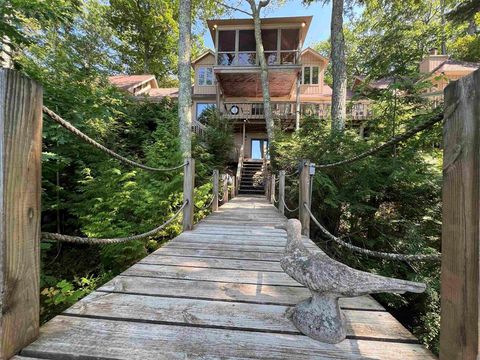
217 2 253 16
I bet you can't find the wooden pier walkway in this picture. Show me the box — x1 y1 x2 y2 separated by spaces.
16 197 433 359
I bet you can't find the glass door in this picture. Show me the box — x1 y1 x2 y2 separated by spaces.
251 139 269 160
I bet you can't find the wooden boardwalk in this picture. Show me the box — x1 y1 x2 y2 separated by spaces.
16 196 434 359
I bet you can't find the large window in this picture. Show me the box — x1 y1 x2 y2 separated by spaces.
217 27 300 66
303 66 320 85
198 67 213 86
196 103 216 122
218 30 236 65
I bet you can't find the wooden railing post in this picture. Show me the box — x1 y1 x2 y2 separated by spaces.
279 170 285 215
440 68 480 360
270 174 276 204
212 169 219 212
182 157 195 231
0 69 42 359
223 174 229 203
230 176 236 199
299 160 310 237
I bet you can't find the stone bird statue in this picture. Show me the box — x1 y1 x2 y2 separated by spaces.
280 219 426 344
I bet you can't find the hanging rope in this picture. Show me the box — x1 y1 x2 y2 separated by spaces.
43 106 187 172
42 201 187 245
282 197 299 212
303 203 441 261
315 102 458 169
195 196 215 211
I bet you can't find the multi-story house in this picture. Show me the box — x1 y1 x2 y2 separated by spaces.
109 17 479 193
192 16 331 162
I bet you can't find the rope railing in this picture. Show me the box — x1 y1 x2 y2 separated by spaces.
315 102 458 169
43 106 187 172
282 197 299 213
303 203 441 261
42 201 188 245
194 196 215 211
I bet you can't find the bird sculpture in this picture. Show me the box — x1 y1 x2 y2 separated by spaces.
280 219 426 344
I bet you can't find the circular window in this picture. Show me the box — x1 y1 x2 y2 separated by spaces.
230 105 239 115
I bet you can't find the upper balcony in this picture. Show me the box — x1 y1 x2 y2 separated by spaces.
207 17 311 69
206 17 312 98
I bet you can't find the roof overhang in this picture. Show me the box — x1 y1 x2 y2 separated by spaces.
207 16 312 46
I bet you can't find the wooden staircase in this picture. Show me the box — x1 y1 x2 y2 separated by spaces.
238 160 265 195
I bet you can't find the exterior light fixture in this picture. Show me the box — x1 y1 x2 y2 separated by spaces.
302 22 306 27
213 24 218 29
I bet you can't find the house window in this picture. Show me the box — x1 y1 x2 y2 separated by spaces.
303 67 311 85
198 67 213 86
303 66 320 85
196 103 216 122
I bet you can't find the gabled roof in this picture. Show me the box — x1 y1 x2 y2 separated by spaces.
148 88 179 98
430 59 480 74
108 75 158 92
301 47 329 64
352 76 394 90
192 50 215 65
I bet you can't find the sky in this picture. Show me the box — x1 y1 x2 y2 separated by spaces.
201 1 333 50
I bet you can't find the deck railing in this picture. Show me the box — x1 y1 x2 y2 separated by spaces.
221 101 373 121
217 50 300 67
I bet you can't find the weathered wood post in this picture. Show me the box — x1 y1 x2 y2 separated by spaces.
182 157 195 231
0 69 42 359
299 160 310 237
279 170 285 215
269 174 276 204
212 169 219 212
230 176 235 199
440 68 480 360
222 174 229 203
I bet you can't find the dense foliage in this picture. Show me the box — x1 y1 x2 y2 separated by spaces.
3 0 230 322
274 102 443 351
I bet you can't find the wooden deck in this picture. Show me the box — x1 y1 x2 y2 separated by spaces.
16 196 434 359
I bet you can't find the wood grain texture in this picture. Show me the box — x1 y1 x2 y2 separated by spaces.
20 196 432 359
22 316 434 359
440 68 480 360
63 291 414 340
299 160 310 236
0 69 42 360
279 170 285 214
99 275 385 310
182 157 195 231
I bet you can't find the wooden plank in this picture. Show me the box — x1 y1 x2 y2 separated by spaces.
123 263 302 286
164 241 285 253
152 247 283 261
440 68 480 360
21 316 435 359
0 69 42 359
177 232 287 242
99 275 385 310
140 255 283 272
63 291 415 340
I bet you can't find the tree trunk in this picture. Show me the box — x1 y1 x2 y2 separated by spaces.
330 0 347 133
1 35 13 69
247 0 274 144
178 0 192 158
